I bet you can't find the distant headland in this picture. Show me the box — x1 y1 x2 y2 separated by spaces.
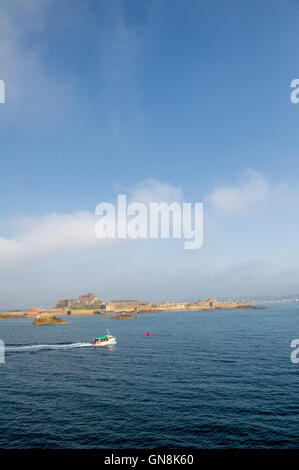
0 292 266 323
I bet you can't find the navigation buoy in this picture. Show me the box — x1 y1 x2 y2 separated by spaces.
146 330 150 336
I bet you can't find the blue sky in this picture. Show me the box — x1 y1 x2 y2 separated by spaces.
0 0 299 308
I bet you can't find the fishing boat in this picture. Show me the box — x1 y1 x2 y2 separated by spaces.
93 330 116 347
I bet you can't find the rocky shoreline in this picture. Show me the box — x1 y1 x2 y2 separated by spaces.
0 293 266 323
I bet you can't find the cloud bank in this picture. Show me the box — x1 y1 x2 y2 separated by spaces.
1 173 299 308
0 179 183 266
206 170 269 214
0 212 97 265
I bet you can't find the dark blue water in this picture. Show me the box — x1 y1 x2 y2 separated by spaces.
1 304 299 448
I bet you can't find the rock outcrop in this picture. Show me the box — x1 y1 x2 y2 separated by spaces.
33 314 68 325
113 313 139 319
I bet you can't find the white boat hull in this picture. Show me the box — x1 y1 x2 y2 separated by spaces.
94 338 117 347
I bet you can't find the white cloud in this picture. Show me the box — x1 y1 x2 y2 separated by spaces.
0 212 98 265
0 0 74 124
0 179 184 266
0 0 47 98
206 170 269 214
127 178 183 205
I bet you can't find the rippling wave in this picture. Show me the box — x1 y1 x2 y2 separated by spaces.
1 305 299 448
6 342 93 352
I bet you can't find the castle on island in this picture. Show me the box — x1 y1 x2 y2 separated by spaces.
1 293 261 320
52 293 253 314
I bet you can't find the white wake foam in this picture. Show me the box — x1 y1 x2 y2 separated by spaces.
6 342 93 352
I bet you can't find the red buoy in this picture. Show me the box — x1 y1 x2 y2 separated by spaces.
146 330 150 336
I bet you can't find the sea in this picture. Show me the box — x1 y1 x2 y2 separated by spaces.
0 303 299 448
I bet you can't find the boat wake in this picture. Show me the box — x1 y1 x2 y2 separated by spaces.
6 342 93 353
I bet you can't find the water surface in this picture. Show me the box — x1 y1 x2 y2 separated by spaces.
0 304 298 448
